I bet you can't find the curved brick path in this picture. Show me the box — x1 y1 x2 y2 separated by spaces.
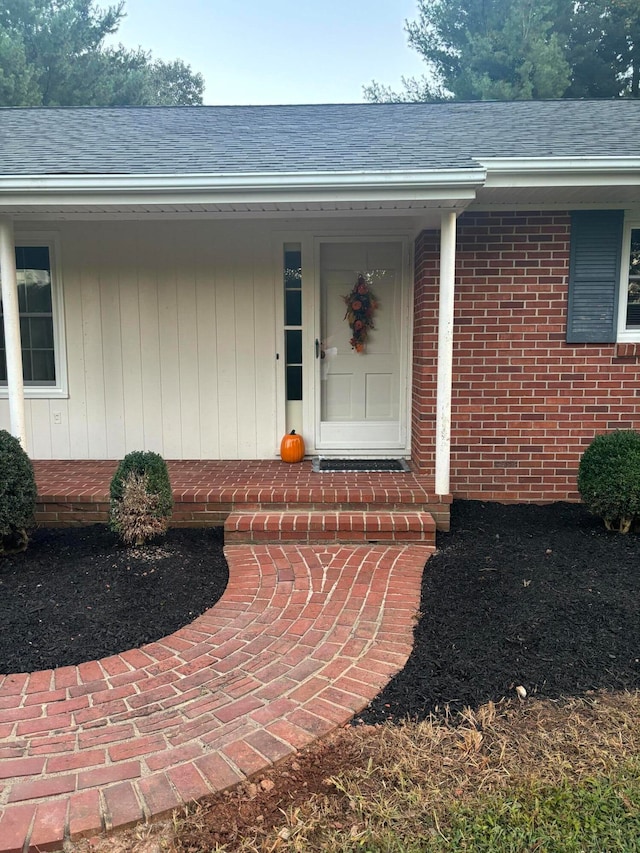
0 543 427 853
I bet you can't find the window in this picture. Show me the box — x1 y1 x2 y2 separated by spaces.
0 237 67 396
283 244 302 402
622 225 640 333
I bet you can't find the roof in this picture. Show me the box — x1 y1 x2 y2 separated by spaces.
1 100 639 177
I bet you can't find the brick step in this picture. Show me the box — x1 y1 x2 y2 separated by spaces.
224 510 437 547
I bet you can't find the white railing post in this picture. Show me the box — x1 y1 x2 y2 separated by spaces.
0 218 27 447
435 210 457 495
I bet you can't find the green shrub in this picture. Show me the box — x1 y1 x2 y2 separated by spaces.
577 429 640 534
110 451 173 545
0 430 37 554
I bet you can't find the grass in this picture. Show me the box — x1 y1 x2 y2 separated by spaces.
300 695 640 853
442 767 640 852
73 691 640 853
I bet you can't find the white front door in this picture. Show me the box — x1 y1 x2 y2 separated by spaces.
316 240 409 452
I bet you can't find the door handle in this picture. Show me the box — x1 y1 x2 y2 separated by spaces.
315 339 320 359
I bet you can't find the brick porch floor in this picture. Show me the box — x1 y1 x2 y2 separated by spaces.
32 459 452 530
0 541 428 852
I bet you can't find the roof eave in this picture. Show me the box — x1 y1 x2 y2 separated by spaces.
0 168 486 204
482 156 640 187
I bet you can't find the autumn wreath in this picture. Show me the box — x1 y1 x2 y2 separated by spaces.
343 274 379 353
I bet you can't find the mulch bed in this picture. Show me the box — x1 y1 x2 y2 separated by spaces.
2 502 639 723
0 526 228 674
357 500 640 724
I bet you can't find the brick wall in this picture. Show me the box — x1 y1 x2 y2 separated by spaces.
412 210 640 502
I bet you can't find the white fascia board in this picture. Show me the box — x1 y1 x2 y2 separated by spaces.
0 168 486 207
0 188 481 209
482 156 640 187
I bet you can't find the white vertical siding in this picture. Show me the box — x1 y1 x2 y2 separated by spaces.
176 228 201 457
136 227 164 454
78 229 109 458
252 232 278 456
156 225 182 458
118 227 145 451
195 229 220 458
11 220 280 460
4 215 414 461
63 233 88 458
99 231 126 459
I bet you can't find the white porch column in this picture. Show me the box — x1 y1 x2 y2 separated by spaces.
0 218 27 447
435 210 457 495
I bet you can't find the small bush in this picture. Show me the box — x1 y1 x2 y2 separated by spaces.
577 429 640 533
0 430 37 554
110 451 172 546
110 471 169 546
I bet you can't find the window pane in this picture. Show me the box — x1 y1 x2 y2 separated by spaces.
29 317 54 348
17 281 27 313
284 250 302 288
627 229 640 328
285 290 302 326
32 350 56 383
19 317 31 348
24 278 52 313
286 329 302 365
0 350 5 382
285 320 302 359
286 365 303 401
21 349 32 382
20 246 50 271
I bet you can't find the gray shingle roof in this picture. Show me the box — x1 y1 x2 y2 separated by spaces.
0 101 639 177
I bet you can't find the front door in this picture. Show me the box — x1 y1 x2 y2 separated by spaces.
316 240 409 452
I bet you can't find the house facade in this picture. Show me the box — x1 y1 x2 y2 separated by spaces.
0 101 639 502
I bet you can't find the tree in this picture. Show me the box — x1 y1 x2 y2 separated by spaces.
567 0 640 97
364 0 640 102
0 0 204 106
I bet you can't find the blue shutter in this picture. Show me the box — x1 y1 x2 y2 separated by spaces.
567 210 624 343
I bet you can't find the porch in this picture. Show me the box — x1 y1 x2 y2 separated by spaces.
33 458 452 541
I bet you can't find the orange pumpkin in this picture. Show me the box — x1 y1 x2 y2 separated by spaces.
280 430 305 463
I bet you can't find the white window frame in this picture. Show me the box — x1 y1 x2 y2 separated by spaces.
618 220 640 342
0 231 68 399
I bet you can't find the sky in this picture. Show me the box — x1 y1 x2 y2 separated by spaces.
107 0 427 105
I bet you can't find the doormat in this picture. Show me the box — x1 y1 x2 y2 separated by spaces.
314 458 410 473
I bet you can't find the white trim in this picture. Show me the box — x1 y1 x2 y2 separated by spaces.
0 231 68 400
482 156 640 170
0 218 26 445
482 157 640 187
0 168 486 193
618 220 640 342
0 169 485 212
3 157 640 210
435 211 457 496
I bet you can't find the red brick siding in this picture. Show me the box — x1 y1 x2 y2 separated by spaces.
412 210 640 502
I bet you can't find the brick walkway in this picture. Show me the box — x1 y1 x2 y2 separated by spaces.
0 541 428 853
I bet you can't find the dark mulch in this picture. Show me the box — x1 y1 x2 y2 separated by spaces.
358 500 640 724
3 502 639 724
0 526 228 674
